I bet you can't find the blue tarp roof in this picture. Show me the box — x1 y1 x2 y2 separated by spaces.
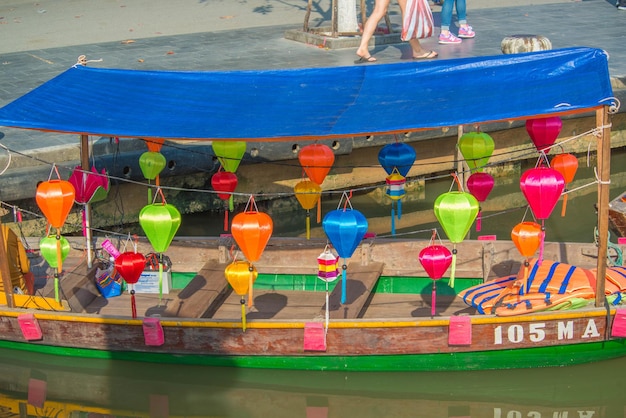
0 47 614 141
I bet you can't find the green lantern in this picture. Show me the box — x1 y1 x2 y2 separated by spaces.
139 151 166 180
39 234 71 301
458 132 495 172
212 141 246 173
434 191 479 288
139 203 181 253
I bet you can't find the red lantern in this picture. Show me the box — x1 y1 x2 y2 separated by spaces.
211 170 238 231
298 144 335 185
550 153 578 217
36 180 76 230
526 117 562 153
115 251 147 318
466 172 494 232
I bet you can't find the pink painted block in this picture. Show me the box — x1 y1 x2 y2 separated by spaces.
143 317 165 346
307 406 329 418
18 314 43 341
618 237 626 245
611 308 626 337
477 235 497 241
28 378 47 408
448 316 472 345
303 322 326 351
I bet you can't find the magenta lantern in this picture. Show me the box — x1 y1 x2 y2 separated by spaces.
526 117 562 153
419 243 452 317
466 172 495 231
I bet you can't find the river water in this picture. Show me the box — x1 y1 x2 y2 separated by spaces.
0 345 625 417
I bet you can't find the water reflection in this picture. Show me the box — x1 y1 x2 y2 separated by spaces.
1 346 625 417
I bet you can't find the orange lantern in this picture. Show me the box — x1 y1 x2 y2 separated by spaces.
36 180 76 230
511 221 542 280
225 260 258 331
550 153 578 217
231 196 273 307
294 180 322 239
298 144 335 185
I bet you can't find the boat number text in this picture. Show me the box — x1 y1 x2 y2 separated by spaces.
494 320 600 345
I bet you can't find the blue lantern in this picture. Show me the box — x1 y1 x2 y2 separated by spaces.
322 193 368 304
378 142 416 177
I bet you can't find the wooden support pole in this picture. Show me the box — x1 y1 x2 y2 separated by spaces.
0 218 15 308
595 106 611 306
80 134 93 268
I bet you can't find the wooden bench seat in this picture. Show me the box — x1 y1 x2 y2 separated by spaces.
323 262 384 319
162 260 231 318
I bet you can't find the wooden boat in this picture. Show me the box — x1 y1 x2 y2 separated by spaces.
1 345 625 417
0 46 624 371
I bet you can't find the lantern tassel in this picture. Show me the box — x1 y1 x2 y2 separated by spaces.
223 207 229 232
248 266 254 308
54 272 59 302
147 183 152 205
397 199 402 219
431 280 437 317
476 210 482 232
305 212 311 240
158 258 163 301
81 207 87 237
561 193 568 217
228 194 234 212
325 281 330 330
130 289 137 319
241 298 247 332
391 207 396 236
341 263 347 304
449 248 457 289
317 195 322 224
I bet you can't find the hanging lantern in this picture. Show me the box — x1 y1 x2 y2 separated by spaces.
211 170 238 231
39 235 71 269
511 221 543 281
231 197 273 307
466 172 495 232
434 186 479 288
298 144 335 185
550 153 578 217
317 246 340 330
212 141 246 173
36 180 76 230
139 202 181 299
139 151 167 180
139 203 181 253
115 251 147 318
322 193 368 304
385 169 406 235
294 180 322 240
458 132 494 172
68 166 109 205
378 142 416 177
145 138 165 153
519 167 565 265
419 244 452 317
526 117 562 153
225 260 258 331
39 234 71 302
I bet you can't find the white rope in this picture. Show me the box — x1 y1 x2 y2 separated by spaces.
594 166 611 185
0 143 12 176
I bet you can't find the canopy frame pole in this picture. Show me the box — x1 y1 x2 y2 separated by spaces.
80 134 93 268
0 218 15 307
595 106 611 306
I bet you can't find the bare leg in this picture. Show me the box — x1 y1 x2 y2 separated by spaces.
356 0 391 60
397 0 438 58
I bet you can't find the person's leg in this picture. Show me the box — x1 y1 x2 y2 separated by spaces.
455 0 475 38
438 0 461 43
356 0 391 60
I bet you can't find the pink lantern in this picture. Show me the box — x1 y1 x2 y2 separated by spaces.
526 117 562 153
419 236 452 317
466 172 494 232
520 167 565 264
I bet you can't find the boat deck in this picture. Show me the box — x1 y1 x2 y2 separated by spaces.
38 256 475 320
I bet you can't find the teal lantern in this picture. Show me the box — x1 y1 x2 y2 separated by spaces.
434 188 479 288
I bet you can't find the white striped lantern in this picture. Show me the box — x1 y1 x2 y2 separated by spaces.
317 246 340 330
385 168 406 235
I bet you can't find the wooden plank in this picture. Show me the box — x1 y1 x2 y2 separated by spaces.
39 258 101 313
162 260 231 318
324 262 384 319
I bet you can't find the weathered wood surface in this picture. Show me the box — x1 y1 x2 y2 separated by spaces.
324 261 384 319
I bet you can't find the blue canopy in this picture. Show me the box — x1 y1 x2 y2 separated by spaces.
0 47 613 141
